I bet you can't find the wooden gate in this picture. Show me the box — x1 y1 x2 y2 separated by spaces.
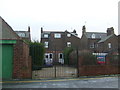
2 45 13 79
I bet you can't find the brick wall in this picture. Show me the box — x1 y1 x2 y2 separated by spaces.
79 65 119 76
13 40 32 79
78 57 119 76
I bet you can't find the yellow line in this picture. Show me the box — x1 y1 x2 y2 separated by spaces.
0 76 117 84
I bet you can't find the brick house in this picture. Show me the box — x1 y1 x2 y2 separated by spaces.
97 34 118 54
0 17 32 79
80 26 118 54
15 26 31 41
40 27 81 65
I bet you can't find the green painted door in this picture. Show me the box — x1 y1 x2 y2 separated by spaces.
2 45 13 79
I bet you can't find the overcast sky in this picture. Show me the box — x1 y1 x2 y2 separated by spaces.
0 0 119 41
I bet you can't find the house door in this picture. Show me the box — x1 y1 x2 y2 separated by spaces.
2 45 13 79
58 53 64 64
44 53 53 66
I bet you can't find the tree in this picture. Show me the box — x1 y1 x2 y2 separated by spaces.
29 41 45 70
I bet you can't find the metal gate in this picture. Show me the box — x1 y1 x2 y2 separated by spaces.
32 52 79 79
32 65 78 79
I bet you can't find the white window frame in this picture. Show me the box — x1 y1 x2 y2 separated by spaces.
44 41 48 48
54 33 61 38
67 42 71 47
59 53 63 59
43 34 49 38
18 33 26 37
108 43 112 48
49 53 53 59
92 34 95 39
67 34 71 37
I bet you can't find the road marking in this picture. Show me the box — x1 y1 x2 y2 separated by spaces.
1 76 117 84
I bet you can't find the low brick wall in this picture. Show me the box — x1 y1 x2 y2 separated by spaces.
13 40 32 79
79 65 119 76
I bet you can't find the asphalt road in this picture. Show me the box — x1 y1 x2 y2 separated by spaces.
2 76 120 88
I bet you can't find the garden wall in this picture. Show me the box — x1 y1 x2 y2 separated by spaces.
13 40 32 79
79 65 119 76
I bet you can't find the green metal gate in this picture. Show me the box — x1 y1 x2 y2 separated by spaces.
2 45 13 79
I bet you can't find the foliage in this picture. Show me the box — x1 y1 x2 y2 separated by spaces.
80 50 97 65
69 50 78 66
29 41 45 70
63 47 74 65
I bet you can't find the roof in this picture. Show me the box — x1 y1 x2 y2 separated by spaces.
0 17 20 40
65 31 80 39
43 31 65 34
84 32 107 39
98 34 116 43
15 31 30 38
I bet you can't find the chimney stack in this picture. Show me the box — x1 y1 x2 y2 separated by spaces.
107 27 114 36
82 25 86 34
41 27 43 33
28 26 30 32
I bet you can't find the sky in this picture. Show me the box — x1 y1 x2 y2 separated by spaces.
0 0 119 41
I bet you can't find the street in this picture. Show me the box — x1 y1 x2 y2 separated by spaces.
2 76 119 88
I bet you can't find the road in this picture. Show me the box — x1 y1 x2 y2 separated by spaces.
2 76 119 88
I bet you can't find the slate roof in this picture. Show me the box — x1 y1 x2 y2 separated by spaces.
41 30 80 39
85 32 107 39
98 34 116 43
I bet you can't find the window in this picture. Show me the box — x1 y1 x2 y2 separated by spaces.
67 34 71 37
67 42 71 47
59 53 63 59
92 34 95 39
18 33 25 37
44 42 48 48
108 43 111 48
43 34 48 38
54 33 61 38
49 53 53 59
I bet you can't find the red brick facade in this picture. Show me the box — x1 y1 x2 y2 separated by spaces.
79 65 119 76
78 56 119 76
13 40 32 79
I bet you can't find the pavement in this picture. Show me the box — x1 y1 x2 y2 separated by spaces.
1 75 120 89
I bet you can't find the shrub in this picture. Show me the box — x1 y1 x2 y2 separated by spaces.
29 41 45 70
63 47 74 65
69 50 78 66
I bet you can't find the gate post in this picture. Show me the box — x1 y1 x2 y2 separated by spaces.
76 48 80 77
54 45 57 78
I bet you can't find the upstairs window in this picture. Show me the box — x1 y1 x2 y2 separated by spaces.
67 34 71 37
44 42 48 48
43 34 49 38
92 34 95 39
18 33 26 37
54 33 61 38
67 42 71 47
108 43 112 48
